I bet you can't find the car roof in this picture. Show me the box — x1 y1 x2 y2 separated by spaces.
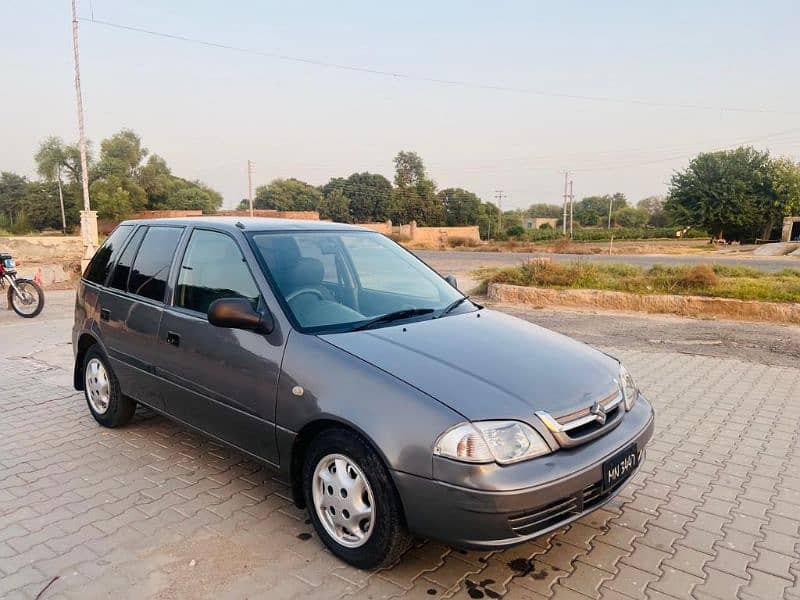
117 216 370 233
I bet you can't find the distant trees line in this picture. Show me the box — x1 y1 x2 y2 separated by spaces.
0 129 222 233
2 129 797 243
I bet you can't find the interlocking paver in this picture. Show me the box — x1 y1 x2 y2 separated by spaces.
2 291 800 599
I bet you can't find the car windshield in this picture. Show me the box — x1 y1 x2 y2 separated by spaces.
249 230 468 332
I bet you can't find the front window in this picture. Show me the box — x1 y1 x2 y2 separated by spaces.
249 230 468 332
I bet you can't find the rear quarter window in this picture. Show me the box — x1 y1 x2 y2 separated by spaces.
127 226 183 302
83 225 134 285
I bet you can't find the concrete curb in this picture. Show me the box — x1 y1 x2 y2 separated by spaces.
487 283 800 325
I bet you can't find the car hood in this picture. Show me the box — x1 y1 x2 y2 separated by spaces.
321 309 621 421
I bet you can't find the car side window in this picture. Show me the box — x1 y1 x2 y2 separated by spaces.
175 229 260 315
128 227 183 302
84 225 134 285
108 226 146 292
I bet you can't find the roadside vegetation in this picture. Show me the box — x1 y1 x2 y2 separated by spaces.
477 261 800 303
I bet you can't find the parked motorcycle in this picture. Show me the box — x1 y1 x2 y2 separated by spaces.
0 253 44 318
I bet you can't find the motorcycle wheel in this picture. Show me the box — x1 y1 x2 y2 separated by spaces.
8 279 45 318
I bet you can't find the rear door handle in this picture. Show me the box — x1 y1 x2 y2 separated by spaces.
166 331 181 347
100 308 110 322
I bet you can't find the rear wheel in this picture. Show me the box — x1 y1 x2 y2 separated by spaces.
302 428 412 569
8 279 44 318
83 347 136 427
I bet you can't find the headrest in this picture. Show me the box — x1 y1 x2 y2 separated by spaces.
286 257 324 289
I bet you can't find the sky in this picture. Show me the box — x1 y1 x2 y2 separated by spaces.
2 1 799 210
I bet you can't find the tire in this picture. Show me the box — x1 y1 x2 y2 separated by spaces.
83 347 136 428
302 428 412 569
8 279 44 318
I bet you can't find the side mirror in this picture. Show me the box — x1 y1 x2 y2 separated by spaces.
444 274 458 289
208 298 274 333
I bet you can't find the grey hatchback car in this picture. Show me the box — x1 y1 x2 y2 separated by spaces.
73 217 654 569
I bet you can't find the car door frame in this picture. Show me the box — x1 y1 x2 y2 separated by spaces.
155 224 293 468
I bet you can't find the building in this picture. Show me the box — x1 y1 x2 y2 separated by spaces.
524 217 559 230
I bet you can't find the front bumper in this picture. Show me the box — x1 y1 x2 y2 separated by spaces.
393 395 654 549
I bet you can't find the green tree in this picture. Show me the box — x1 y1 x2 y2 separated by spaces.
574 193 627 226
665 147 782 241
138 155 173 205
611 206 649 228
318 189 351 222
21 181 80 231
503 209 524 232
526 203 562 218
439 188 482 226
344 172 393 222
95 129 148 179
254 178 323 211
389 151 443 226
89 175 146 220
478 201 501 239
0 172 29 224
637 196 670 227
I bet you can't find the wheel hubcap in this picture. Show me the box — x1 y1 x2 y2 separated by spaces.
312 453 375 548
85 358 111 414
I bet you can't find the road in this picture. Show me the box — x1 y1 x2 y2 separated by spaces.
1 290 798 599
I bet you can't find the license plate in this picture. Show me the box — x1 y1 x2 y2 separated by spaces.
603 444 637 490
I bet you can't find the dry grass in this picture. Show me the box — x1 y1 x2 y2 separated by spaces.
477 261 800 303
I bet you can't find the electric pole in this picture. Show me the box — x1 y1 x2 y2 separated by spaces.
247 160 255 217
561 171 571 235
71 0 97 269
494 190 506 234
568 178 574 239
608 195 614 229
57 166 67 234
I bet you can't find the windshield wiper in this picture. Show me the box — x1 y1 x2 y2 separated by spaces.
439 295 473 317
351 308 435 331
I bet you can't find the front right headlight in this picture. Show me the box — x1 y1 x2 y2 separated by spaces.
434 420 552 465
619 363 638 411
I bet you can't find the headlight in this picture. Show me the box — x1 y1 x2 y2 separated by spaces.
619 364 638 410
434 421 551 465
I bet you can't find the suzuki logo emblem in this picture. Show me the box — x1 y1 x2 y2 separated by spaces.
590 401 607 425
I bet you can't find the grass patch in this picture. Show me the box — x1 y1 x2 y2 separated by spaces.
481 261 800 303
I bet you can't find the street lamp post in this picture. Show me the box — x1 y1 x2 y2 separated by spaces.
71 0 98 269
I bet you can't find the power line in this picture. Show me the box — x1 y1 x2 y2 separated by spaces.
80 16 800 116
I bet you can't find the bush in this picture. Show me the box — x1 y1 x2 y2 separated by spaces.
447 236 480 248
679 264 718 288
506 225 525 238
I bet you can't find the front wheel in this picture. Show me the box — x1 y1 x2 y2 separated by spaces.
8 279 44 318
303 429 412 569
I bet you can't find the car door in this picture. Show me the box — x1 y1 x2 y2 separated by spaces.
155 228 282 465
98 225 184 410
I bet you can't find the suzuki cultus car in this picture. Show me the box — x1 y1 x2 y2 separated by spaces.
73 217 654 568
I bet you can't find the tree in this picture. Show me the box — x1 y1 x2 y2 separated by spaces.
344 172 393 222
389 151 443 226
665 146 784 241
21 181 80 231
502 209 524 232
612 206 649 228
318 189 351 222
393 151 426 188
637 196 670 227
95 129 147 179
526 203 562 218
0 172 29 224
439 188 482 226
477 202 501 239
254 178 323 211
574 194 627 226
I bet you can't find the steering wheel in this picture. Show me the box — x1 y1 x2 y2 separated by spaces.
285 287 326 303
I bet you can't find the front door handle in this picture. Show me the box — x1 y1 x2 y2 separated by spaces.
166 331 181 347
100 308 110 322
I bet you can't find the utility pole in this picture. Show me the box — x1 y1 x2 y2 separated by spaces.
56 166 67 234
561 171 571 235
71 0 97 269
494 190 506 234
607 195 614 229
568 178 574 239
247 160 255 217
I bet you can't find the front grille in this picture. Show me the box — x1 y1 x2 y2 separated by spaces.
507 453 639 537
535 389 625 448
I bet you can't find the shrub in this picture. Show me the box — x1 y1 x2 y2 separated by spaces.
678 264 718 288
447 236 480 248
506 225 525 238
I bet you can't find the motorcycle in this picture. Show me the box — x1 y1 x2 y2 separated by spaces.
0 253 45 318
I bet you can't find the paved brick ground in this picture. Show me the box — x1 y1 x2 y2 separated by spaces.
1 292 799 599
